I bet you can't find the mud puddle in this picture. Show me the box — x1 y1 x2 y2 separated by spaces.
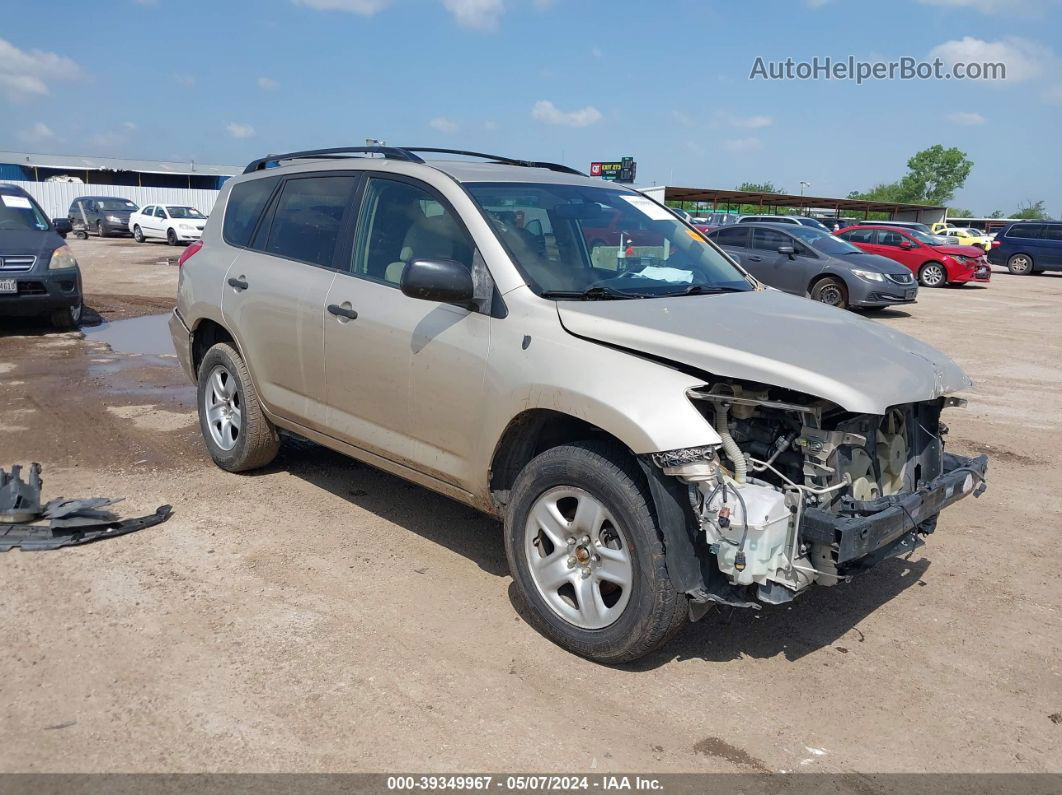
83 313 174 355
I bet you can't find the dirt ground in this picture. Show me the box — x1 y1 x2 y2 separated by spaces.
1 237 1060 775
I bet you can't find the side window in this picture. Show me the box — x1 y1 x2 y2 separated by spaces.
878 230 906 247
142 206 153 216
223 176 279 247
263 176 357 268
841 228 875 244
713 227 748 247
752 228 790 251
1008 224 1041 239
156 206 167 218
1041 225 1062 241
351 177 474 286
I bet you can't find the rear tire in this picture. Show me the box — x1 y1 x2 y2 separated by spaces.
133 225 145 243
810 277 848 308
1007 253 1034 275
504 441 688 664
196 342 279 472
919 262 947 287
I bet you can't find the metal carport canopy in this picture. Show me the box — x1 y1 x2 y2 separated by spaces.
656 185 946 220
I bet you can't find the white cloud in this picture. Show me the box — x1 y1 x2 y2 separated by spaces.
429 116 459 133
947 111 987 125
443 0 504 30
257 76 279 90
482 120 499 131
929 36 1056 82
293 0 391 13
917 0 1044 14
722 112 773 129
18 121 56 143
225 122 256 139
122 121 137 130
174 73 196 87
723 137 761 153
0 38 82 100
531 99 602 127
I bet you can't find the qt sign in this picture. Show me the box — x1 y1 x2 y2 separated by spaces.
590 157 636 183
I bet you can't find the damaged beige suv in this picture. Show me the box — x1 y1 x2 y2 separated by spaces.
170 147 988 663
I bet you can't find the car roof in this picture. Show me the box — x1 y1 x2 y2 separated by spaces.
0 183 30 195
73 195 136 200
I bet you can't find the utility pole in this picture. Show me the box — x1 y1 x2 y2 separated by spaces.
800 181 811 196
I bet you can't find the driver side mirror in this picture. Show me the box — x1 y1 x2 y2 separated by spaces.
400 258 476 307
899 241 914 250
53 218 72 237
777 245 796 257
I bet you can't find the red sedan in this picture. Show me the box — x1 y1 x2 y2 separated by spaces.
836 225 991 287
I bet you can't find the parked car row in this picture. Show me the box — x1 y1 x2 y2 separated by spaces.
64 195 206 245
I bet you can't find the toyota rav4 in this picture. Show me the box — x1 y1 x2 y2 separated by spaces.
169 147 988 663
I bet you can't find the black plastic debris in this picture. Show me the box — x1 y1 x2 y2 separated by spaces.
0 463 172 552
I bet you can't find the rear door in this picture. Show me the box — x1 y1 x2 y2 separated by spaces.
322 173 490 488
137 206 153 236
709 225 750 266
1039 224 1062 268
221 172 358 428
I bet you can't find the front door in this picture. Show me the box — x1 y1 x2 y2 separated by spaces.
323 174 490 488
222 173 358 427
746 227 799 292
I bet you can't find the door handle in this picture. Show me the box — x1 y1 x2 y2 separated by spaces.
748 255 763 262
327 303 359 320
227 277 248 290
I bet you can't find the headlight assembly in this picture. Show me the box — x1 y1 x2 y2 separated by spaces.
851 268 885 282
48 245 78 271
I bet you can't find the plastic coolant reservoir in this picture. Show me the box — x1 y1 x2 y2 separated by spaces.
706 481 792 586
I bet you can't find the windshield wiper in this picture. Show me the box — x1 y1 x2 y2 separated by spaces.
661 284 749 296
540 286 640 301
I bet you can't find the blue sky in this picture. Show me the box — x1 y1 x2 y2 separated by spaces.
2 0 1060 215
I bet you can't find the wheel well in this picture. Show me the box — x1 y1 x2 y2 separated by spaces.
489 410 634 510
808 273 847 297
191 319 236 379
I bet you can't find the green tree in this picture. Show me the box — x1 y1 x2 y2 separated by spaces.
1011 200 1049 220
902 145 973 205
848 145 973 206
989 210 1005 219
948 208 973 218
736 181 784 194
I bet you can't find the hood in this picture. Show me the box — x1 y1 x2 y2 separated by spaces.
830 251 912 276
557 289 971 415
932 244 984 257
0 229 62 259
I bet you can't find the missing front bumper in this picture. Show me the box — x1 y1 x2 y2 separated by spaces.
800 452 988 569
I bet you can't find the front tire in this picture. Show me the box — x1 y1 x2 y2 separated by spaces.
1007 253 1034 275
96 221 107 239
133 225 145 243
919 261 947 287
49 297 82 330
166 227 178 246
504 441 688 664
196 342 279 472
810 277 848 308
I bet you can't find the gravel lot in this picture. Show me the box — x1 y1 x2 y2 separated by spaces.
1 237 1060 774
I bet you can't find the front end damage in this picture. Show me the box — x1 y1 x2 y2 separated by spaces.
642 383 988 616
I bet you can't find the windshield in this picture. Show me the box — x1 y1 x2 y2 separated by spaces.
906 228 952 246
96 199 138 211
167 206 205 219
0 193 50 231
465 183 753 298
787 225 864 255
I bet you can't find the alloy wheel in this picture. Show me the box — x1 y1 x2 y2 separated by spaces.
921 263 945 287
203 364 242 451
524 486 633 630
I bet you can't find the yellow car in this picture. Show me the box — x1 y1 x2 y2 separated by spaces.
931 223 991 251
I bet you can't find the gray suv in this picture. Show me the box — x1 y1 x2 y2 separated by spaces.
169 147 988 663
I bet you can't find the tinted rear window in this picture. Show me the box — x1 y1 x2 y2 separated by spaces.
1041 225 1062 241
262 176 356 267
1007 224 1042 239
223 177 279 247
